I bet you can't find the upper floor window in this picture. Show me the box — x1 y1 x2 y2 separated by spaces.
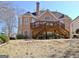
26 18 28 24
31 18 35 23
45 16 50 21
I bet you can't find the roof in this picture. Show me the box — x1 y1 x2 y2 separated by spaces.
22 10 72 21
31 11 65 19
72 16 79 23
22 11 36 18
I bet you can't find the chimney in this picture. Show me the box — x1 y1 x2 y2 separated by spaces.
36 2 40 16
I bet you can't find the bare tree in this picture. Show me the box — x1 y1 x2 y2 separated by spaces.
0 2 26 37
0 2 16 37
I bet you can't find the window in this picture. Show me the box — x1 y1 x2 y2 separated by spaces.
26 18 28 24
45 16 50 21
76 29 79 34
73 35 78 38
72 32 74 34
31 18 35 23
60 20 64 23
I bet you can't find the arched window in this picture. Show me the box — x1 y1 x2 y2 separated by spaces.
73 35 78 38
76 29 79 34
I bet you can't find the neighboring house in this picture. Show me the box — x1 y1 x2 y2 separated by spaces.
70 16 79 39
18 2 72 38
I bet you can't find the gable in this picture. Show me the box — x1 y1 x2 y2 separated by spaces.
72 19 79 27
71 17 79 32
38 10 57 21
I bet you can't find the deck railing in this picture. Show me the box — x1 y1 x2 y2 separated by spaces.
30 21 65 29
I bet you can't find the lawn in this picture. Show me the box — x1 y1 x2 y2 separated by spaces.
0 39 79 58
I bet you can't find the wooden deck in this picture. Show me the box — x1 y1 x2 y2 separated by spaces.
30 21 70 39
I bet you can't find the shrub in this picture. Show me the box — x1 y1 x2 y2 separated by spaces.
16 34 24 39
16 34 29 39
0 34 10 43
0 38 4 43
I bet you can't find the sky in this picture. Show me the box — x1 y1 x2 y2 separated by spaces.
0 1 79 33
9 1 79 20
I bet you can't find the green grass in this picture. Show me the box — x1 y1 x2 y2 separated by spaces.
0 34 9 43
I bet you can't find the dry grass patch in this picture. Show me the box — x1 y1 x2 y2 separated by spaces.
0 39 79 58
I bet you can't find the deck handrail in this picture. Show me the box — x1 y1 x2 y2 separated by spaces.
30 21 65 29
